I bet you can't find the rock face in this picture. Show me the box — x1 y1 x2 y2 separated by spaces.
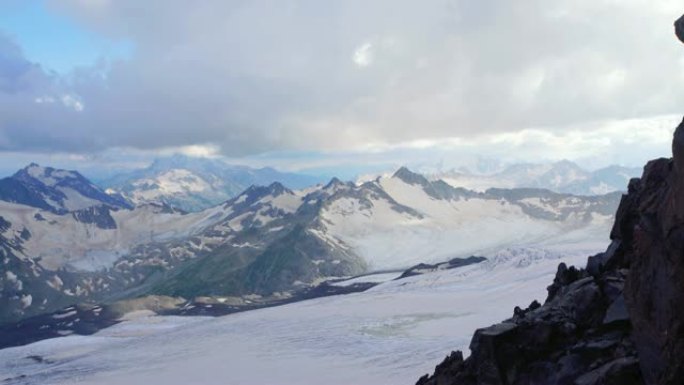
623 118 684 384
675 14 684 44
416 118 684 385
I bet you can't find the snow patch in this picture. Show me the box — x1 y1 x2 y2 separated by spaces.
20 294 32 308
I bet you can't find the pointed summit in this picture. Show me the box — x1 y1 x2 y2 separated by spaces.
323 177 346 190
266 181 292 196
392 167 430 186
234 181 293 207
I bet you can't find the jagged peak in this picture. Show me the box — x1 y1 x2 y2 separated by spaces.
238 181 292 202
267 181 292 196
392 166 430 186
323 177 346 189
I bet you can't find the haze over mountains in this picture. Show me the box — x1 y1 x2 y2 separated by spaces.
430 160 641 196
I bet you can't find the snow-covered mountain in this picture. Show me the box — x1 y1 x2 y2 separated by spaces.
431 160 641 195
0 164 621 324
102 155 323 212
0 163 131 214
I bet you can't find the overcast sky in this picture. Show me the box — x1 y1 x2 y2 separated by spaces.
0 0 682 177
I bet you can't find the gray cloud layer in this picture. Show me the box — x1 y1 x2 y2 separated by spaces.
0 0 682 156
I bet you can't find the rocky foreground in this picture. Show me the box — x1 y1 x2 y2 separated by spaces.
416 118 684 385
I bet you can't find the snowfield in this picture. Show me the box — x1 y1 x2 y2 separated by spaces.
321 175 614 270
0 244 600 385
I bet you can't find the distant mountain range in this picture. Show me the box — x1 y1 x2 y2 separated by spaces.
430 160 641 195
95 157 638 213
0 163 621 324
100 155 324 212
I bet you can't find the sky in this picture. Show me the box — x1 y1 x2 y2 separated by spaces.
0 0 683 179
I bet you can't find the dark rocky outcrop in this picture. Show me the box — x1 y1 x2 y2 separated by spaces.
396 256 487 280
416 117 684 385
676 14 684 44
71 205 118 229
622 119 684 384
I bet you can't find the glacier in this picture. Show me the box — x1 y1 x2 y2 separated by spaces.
0 244 599 385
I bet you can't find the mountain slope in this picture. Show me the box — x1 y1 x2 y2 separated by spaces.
320 168 618 270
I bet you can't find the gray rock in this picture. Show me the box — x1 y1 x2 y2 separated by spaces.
603 295 629 325
574 357 641 385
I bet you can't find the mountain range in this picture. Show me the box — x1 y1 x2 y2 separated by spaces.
430 160 641 195
0 162 621 324
100 155 324 212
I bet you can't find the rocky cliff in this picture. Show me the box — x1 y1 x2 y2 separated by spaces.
415 124 684 384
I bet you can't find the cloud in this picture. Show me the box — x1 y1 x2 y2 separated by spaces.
353 43 373 68
0 0 681 161
60 94 84 112
35 94 85 112
246 114 679 175
0 32 96 152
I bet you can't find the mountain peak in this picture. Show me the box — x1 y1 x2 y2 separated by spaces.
323 177 345 189
17 162 46 176
1 163 132 213
242 181 291 199
392 167 430 186
267 181 291 196
14 163 82 187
